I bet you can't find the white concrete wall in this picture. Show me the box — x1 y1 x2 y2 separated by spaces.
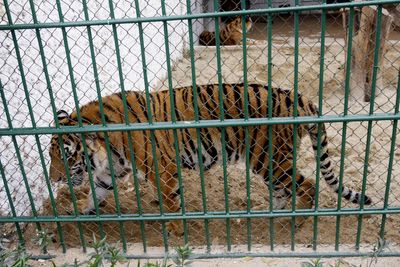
0 0 201 215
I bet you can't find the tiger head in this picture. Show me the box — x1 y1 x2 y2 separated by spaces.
49 110 131 185
229 15 253 33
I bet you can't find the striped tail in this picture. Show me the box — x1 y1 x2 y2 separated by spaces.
307 123 372 205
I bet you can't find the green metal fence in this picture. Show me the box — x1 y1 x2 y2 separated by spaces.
1 0 400 260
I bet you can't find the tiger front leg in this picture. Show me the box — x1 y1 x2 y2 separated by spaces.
150 166 184 236
76 177 113 214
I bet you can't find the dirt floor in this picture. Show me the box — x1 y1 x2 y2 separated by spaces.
21 16 400 256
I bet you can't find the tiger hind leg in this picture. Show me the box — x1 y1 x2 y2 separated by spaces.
290 174 316 227
273 172 315 227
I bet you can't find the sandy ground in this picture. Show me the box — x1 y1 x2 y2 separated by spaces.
18 244 400 266
3 16 400 263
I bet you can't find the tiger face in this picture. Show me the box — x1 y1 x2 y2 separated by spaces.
48 110 132 187
49 132 86 185
229 15 252 33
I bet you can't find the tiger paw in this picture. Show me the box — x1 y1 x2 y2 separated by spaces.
294 216 309 229
167 220 184 237
76 199 92 214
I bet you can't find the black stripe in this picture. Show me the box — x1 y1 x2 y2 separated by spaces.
136 94 148 121
126 98 141 123
298 95 304 109
224 130 234 161
95 179 113 190
321 160 331 170
201 128 218 169
149 94 156 120
253 140 268 174
182 87 189 110
81 116 95 124
324 173 335 182
201 86 218 120
181 130 195 169
173 90 181 121
271 91 278 116
321 138 328 148
185 87 192 112
308 101 316 115
89 154 96 170
233 84 243 118
295 174 305 189
321 152 329 162
327 178 338 186
352 193 360 204
285 94 292 113
272 168 293 186
250 84 261 115
312 144 318 150
158 92 167 122
170 187 181 199
109 145 122 159
222 85 233 120
249 126 259 162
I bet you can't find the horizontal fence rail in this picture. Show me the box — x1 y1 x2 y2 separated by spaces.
1 0 400 262
0 0 400 30
0 113 400 136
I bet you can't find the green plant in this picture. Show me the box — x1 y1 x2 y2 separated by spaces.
171 244 193 267
1 246 31 267
87 234 108 267
31 229 54 254
1 249 11 266
105 243 127 267
85 234 127 267
366 237 389 267
328 259 358 267
301 258 324 267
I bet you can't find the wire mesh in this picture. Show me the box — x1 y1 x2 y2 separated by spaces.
0 0 400 259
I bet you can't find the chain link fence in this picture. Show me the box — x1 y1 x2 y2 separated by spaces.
1 0 400 259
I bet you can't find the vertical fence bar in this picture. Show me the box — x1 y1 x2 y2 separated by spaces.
133 0 169 252
0 81 25 247
335 2 355 251
26 0 67 252
266 0 275 252
80 0 107 241
105 0 145 251
3 0 43 247
185 0 211 251
110 3 149 254
290 0 300 252
355 4 383 250
55 0 89 251
312 0 327 252
160 0 189 245
379 70 400 239
0 159 25 245
213 0 231 251
240 0 252 252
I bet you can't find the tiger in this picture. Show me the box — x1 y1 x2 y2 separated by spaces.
49 83 372 235
199 16 256 46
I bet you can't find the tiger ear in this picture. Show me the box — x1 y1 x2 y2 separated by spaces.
56 110 69 121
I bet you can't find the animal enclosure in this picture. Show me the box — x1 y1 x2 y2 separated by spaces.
1 0 400 260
